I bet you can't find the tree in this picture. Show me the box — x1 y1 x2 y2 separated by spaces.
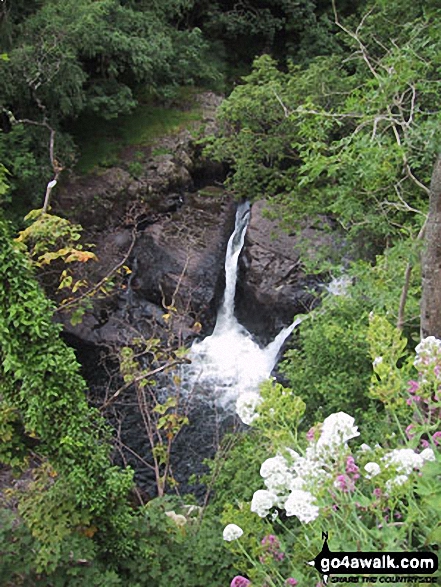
206 0 440 252
0 0 217 121
0 0 219 211
187 0 359 68
421 154 441 338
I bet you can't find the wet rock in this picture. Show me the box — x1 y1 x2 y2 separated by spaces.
133 192 236 331
236 200 341 342
58 190 235 348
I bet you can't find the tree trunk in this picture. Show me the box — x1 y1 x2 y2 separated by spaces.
421 154 441 338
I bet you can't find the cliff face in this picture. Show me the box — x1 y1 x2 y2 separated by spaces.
54 93 339 351
50 92 344 497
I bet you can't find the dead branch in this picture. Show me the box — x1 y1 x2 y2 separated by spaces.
332 0 380 81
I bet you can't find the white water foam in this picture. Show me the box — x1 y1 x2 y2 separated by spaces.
182 202 302 410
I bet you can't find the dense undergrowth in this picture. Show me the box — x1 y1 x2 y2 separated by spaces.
72 90 203 174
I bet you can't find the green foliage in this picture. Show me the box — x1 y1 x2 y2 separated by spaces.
0 508 36 585
191 0 350 68
0 125 52 212
74 97 202 174
255 380 306 447
0 401 29 468
206 2 440 251
127 160 144 178
0 162 9 198
415 459 441 546
0 495 237 586
368 314 413 411
204 431 271 513
117 497 236 587
0 216 134 571
16 209 93 264
0 0 217 120
281 242 422 440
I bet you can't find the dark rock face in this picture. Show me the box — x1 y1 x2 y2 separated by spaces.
59 192 235 347
51 92 346 499
236 201 338 342
133 193 235 332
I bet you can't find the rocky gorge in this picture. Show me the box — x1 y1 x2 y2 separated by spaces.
52 91 339 497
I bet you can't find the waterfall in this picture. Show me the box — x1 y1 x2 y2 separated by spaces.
182 202 302 412
214 201 250 325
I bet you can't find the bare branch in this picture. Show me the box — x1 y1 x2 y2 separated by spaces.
404 163 430 196
273 89 290 118
5 113 63 210
100 359 186 411
332 0 380 81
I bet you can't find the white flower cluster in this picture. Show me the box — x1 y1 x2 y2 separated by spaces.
326 275 352 296
364 461 381 478
317 412 360 453
251 411 359 524
363 447 436 492
260 454 297 495
414 336 441 367
236 392 262 425
384 449 421 474
420 448 436 462
284 489 320 523
251 489 278 517
165 510 187 527
383 448 430 475
223 524 243 542
385 474 409 492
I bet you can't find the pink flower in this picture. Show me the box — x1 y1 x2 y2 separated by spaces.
261 534 277 546
260 534 285 562
230 576 251 587
345 455 359 475
285 579 298 586
421 439 430 449
373 487 382 498
335 474 355 492
433 431 441 446
306 426 317 442
408 380 419 394
405 424 415 439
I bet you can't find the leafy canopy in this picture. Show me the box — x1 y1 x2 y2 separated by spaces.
206 1 441 249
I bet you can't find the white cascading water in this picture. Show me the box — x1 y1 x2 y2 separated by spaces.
182 202 302 411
